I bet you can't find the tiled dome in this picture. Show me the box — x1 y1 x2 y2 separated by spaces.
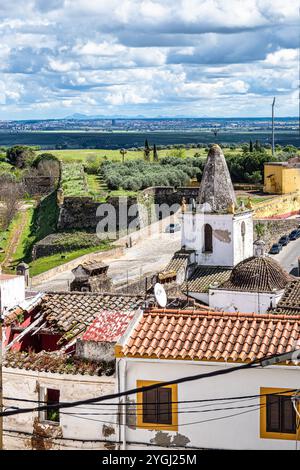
220 256 293 293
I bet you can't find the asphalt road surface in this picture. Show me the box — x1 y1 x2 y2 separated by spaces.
272 236 300 276
33 227 181 292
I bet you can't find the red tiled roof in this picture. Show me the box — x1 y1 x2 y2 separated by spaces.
121 308 300 363
5 292 145 344
83 310 136 343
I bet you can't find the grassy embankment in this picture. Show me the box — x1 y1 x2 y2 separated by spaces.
8 192 112 276
0 210 24 266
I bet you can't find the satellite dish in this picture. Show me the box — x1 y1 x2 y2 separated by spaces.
154 283 167 308
176 267 186 285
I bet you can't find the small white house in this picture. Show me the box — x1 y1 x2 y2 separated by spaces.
0 274 25 314
3 351 116 450
116 307 300 450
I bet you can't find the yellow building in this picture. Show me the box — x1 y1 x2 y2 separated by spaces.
264 159 300 194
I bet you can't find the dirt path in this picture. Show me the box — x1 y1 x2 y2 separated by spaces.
2 209 28 270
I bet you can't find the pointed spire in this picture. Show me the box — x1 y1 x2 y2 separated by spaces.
198 144 236 213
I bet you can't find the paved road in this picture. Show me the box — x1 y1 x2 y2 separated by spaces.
272 236 300 276
33 223 181 292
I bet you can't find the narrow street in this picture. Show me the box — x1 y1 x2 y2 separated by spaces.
33 218 182 292
272 235 300 276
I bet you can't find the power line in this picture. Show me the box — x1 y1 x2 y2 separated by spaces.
0 359 261 417
2 348 298 418
4 387 297 408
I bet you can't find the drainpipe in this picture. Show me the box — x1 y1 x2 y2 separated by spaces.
117 357 121 448
120 359 127 450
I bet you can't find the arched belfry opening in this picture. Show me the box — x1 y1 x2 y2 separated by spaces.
204 224 213 253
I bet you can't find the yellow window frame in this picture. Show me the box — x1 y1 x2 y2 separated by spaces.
260 387 300 441
136 380 178 431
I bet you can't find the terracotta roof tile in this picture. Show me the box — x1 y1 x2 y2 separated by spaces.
121 308 300 363
220 256 293 293
272 280 300 315
6 292 145 344
183 266 232 293
4 351 115 376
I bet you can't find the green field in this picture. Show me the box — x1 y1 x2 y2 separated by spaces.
38 147 209 163
38 146 274 164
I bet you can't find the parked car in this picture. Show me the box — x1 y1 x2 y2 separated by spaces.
165 223 181 233
278 235 290 246
289 229 300 241
269 243 282 255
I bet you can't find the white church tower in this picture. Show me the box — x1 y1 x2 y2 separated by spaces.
181 144 253 268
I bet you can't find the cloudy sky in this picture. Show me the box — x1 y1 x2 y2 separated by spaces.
0 0 298 119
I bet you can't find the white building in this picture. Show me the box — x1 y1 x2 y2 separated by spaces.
181 144 253 268
161 145 293 314
209 240 293 314
116 307 300 450
0 274 25 315
3 351 116 450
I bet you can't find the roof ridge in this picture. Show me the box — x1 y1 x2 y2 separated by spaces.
145 308 300 321
44 291 145 298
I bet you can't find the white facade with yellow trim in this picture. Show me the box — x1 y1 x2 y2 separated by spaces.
116 355 300 450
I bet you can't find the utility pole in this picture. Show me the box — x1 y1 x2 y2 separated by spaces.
272 97 276 157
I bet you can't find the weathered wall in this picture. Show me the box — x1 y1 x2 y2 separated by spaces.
23 176 57 196
254 192 300 219
57 196 141 231
264 163 300 195
143 186 199 207
76 340 116 362
3 367 117 450
57 187 198 232
120 358 300 450
182 211 253 268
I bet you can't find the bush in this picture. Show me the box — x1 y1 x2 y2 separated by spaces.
84 155 100 175
101 158 198 191
32 153 60 178
6 145 35 168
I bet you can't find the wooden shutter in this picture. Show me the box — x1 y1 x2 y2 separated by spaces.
266 395 280 432
158 388 172 425
266 394 296 434
143 389 158 423
281 396 296 434
142 387 172 425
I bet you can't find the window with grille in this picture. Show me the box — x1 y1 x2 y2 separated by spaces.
266 394 296 434
142 387 172 425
